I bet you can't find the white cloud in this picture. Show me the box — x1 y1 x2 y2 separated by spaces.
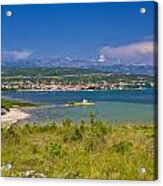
2 50 33 61
98 54 106 62
99 41 156 65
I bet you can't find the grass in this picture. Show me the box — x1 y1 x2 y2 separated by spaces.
1 117 157 180
1 99 38 110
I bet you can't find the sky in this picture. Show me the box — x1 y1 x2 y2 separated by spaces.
1 1 157 64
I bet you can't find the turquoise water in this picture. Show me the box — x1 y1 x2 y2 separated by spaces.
22 101 154 124
2 89 156 124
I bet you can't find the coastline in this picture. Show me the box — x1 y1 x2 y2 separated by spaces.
1 108 30 125
2 87 153 92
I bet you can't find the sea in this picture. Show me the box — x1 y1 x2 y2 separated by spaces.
2 89 157 124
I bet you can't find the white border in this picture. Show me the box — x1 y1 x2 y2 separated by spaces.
0 0 162 186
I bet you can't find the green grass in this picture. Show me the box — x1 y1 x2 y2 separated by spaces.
1 99 38 110
1 118 157 180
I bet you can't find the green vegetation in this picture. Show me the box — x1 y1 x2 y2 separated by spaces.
2 67 153 86
1 88 17 91
2 67 100 77
1 116 157 180
1 99 38 110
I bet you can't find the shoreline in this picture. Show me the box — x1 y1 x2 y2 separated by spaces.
1 108 30 125
1 88 153 92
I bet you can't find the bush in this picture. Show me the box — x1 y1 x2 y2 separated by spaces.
84 138 95 152
79 121 86 133
47 142 63 158
70 128 82 141
89 111 95 125
93 120 108 135
113 141 133 155
5 125 20 143
63 127 83 142
62 119 72 128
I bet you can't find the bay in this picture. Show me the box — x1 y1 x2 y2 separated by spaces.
2 89 156 124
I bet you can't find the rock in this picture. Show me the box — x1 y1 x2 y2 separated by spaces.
20 170 47 178
1 108 8 115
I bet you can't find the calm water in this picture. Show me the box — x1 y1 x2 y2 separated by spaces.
2 89 157 124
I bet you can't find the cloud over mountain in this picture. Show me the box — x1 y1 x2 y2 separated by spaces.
99 41 156 65
2 50 33 61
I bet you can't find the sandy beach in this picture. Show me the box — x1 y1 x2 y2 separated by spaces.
1 108 30 125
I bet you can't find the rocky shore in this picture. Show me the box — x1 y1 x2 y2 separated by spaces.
1 108 30 125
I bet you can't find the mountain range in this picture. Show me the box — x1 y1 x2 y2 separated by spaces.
2 56 155 76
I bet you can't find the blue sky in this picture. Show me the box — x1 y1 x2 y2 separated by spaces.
2 1 157 62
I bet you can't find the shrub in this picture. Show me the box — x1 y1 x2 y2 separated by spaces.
32 144 39 155
113 141 133 155
63 118 72 128
79 121 86 133
70 128 82 141
24 124 33 134
89 111 95 125
93 120 108 136
85 139 94 152
5 125 20 143
47 142 63 157
63 127 83 142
